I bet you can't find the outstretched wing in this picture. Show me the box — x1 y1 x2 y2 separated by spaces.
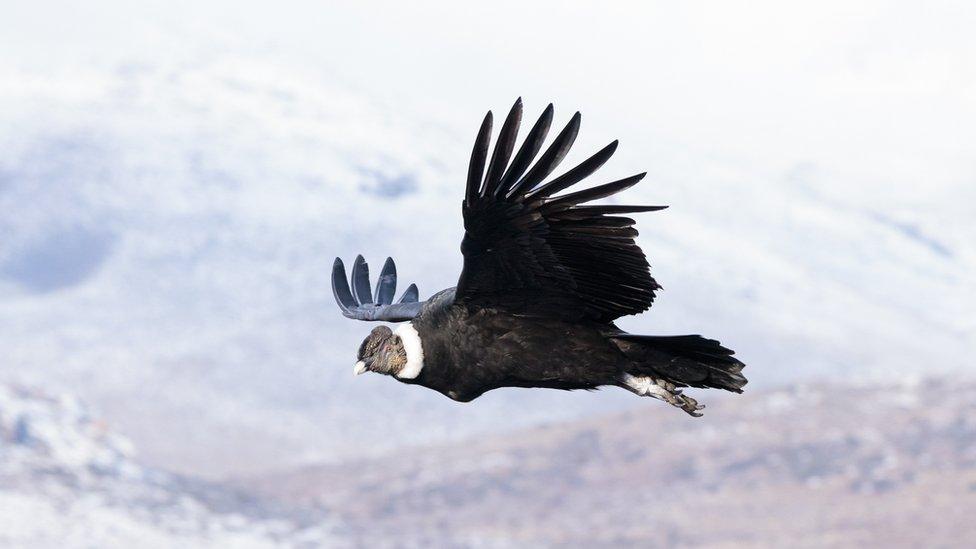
457 99 665 322
332 255 423 322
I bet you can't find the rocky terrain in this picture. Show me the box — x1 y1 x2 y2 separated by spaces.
248 378 976 548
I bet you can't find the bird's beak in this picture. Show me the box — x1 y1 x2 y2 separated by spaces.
353 361 369 376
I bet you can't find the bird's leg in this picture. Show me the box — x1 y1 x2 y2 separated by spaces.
619 374 705 417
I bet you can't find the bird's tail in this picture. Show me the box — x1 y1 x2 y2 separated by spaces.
611 334 747 393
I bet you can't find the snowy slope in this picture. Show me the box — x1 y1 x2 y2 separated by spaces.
0 383 342 548
1 2 974 477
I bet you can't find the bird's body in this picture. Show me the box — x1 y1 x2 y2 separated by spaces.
333 99 746 416
397 289 622 401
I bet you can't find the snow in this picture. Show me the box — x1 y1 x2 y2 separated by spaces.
0 493 279 549
0 383 342 548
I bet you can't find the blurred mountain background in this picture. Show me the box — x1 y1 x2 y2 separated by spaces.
1 1 974 546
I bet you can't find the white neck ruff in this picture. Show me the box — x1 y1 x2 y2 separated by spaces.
394 323 425 379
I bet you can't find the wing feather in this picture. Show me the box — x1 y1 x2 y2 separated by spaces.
457 101 664 322
482 98 523 198
496 104 553 195
332 257 423 322
540 173 647 213
373 257 397 305
465 112 493 205
526 140 618 200
350 255 373 305
398 283 419 304
506 111 581 199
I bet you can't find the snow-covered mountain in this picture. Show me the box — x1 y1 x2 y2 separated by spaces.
1 2 973 480
0 383 343 548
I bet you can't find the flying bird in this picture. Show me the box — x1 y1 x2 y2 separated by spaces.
332 99 746 415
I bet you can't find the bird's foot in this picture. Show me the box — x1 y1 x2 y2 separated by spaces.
620 374 705 417
666 391 705 417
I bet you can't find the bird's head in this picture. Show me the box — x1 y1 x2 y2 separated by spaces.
353 325 407 377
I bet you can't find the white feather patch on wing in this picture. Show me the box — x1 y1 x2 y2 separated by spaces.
394 322 425 379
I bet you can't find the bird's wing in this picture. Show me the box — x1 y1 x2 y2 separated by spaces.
332 255 423 322
456 99 665 322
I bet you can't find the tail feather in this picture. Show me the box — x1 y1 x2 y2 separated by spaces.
612 334 747 393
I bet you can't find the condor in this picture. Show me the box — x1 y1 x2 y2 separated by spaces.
332 99 746 415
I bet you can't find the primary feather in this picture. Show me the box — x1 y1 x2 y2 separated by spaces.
458 99 664 322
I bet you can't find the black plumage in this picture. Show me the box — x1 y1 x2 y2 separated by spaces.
332 99 746 416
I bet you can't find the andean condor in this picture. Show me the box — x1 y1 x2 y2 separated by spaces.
332 99 746 415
